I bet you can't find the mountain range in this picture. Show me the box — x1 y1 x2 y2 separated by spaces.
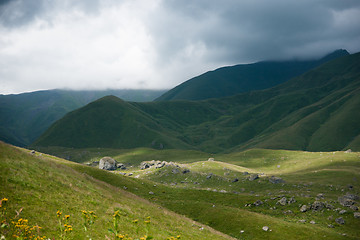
0 89 166 146
32 51 360 152
155 49 349 101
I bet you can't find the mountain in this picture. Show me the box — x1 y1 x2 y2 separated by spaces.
155 49 349 101
32 52 360 152
0 89 166 147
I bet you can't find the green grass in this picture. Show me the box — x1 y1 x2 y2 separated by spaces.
38 146 360 239
0 141 232 240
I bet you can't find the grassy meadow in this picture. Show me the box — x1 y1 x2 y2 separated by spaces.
18 145 360 239
0 141 233 240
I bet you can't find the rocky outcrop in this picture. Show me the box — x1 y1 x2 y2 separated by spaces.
140 160 180 170
99 157 117 170
269 176 285 184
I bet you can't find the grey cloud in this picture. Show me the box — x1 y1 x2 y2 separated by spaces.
0 0 359 94
149 0 360 64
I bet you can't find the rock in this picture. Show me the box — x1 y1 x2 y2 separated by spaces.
283 210 293 214
298 219 306 223
350 205 358 211
172 168 180 174
335 217 345 225
128 173 133 176
328 224 334 228
116 163 126 170
345 149 352 153
354 212 360 218
344 193 359 201
338 196 356 207
339 210 347 214
311 201 325 211
30 150 36 154
155 161 166 169
140 162 151 170
208 158 215 161
99 157 117 170
206 173 213 179
232 178 239 183
278 197 287 206
253 200 263 206
316 193 325 200
310 220 316 224
288 197 296 204
325 202 334 210
243 171 249 175
182 169 190 174
149 191 154 195
248 174 259 181
300 205 308 212
262 226 269 231
269 176 285 184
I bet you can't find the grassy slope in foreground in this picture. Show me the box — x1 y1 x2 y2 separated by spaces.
43 146 360 239
0 141 231 240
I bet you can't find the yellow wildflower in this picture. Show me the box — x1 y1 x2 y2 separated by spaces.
56 210 62 218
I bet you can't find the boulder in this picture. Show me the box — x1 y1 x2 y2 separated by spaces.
311 201 325 211
277 197 287 206
338 196 357 207
116 163 126 170
99 157 117 170
253 200 263 206
339 210 347 214
140 162 152 170
206 173 213 179
262 226 269 231
354 212 360 218
300 205 308 212
269 176 285 184
288 197 296 204
155 161 166 169
335 217 345 225
182 169 190 174
248 174 259 181
232 178 239 183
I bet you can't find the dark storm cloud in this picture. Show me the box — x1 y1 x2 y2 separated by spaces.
151 0 360 63
0 0 359 94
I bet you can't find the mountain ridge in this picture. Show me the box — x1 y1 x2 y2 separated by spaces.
33 52 360 152
155 49 349 101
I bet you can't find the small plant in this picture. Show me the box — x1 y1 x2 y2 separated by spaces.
57 210 72 239
0 198 47 240
82 210 97 240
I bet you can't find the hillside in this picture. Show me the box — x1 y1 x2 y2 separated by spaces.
10 143 360 239
33 52 360 152
0 89 166 147
0 141 231 239
155 49 349 101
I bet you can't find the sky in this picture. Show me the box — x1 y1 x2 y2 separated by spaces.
0 0 360 94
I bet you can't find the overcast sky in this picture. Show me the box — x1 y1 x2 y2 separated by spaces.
1 0 360 94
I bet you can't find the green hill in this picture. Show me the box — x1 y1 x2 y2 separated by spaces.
155 49 349 101
7 143 360 239
0 89 166 147
0 141 232 239
33 52 360 152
